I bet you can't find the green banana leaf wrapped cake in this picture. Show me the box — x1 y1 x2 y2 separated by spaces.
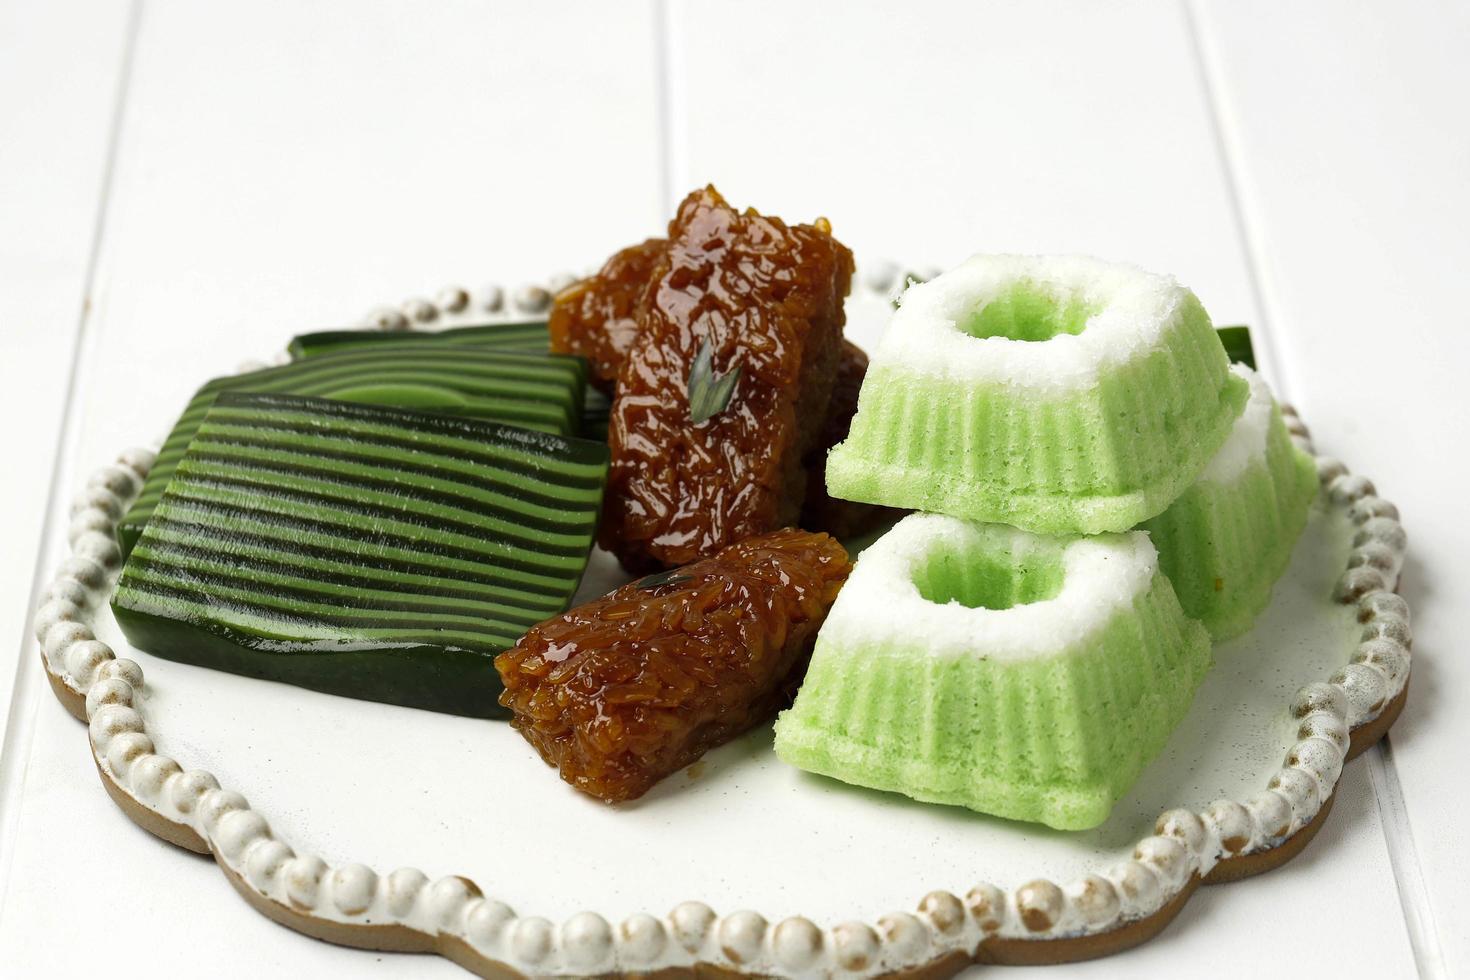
112 392 608 717
118 342 590 554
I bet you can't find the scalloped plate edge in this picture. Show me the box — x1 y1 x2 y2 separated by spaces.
30 284 1413 978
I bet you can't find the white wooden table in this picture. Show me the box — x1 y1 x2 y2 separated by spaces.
1 1 1464 976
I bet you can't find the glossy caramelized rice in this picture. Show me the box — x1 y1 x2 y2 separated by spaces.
601 186 855 571
800 341 897 539
552 235 876 539
548 237 666 393
495 529 851 803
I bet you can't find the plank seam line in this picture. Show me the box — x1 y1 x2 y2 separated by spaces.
1183 1 1444 975
1180 0 1295 401
1368 736 1450 979
651 0 687 214
0 0 145 921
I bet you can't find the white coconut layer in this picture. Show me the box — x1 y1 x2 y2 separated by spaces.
1198 363 1275 484
820 513 1158 662
875 254 1199 395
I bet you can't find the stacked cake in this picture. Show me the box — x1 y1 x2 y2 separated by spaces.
775 254 1316 829
1143 363 1319 641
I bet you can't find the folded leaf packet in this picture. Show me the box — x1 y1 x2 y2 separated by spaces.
112 393 608 717
117 342 589 553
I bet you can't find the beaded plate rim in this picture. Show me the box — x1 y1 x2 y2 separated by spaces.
33 268 1412 978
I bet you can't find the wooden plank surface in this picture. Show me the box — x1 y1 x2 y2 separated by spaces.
0 0 136 883
0 1 662 975
671 0 1261 327
1196 1 1469 974
0 0 1449 975
670 5 1416 971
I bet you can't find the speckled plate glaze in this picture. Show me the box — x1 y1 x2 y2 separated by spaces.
35 267 1411 978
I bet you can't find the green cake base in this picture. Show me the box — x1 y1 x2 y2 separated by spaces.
1143 371 1318 641
773 519 1213 830
826 289 1248 535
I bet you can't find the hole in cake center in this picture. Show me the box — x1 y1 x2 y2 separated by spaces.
958 281 1097 342
912 542 1065 610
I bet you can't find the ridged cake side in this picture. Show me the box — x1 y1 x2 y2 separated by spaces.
825 291 1248 534
1143 368 1318 641
775 576 1210 830
773 515 1212 830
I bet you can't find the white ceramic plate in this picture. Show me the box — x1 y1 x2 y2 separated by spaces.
36 272 1412 977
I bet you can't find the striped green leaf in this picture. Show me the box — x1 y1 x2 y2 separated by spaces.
288 323 614 442
118 343 589 554
288 321 552 358
111 392 609 718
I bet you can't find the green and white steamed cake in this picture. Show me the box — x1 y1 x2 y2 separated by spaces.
773 514 1212 830
825 255 1248 534
1142 364 1318 641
